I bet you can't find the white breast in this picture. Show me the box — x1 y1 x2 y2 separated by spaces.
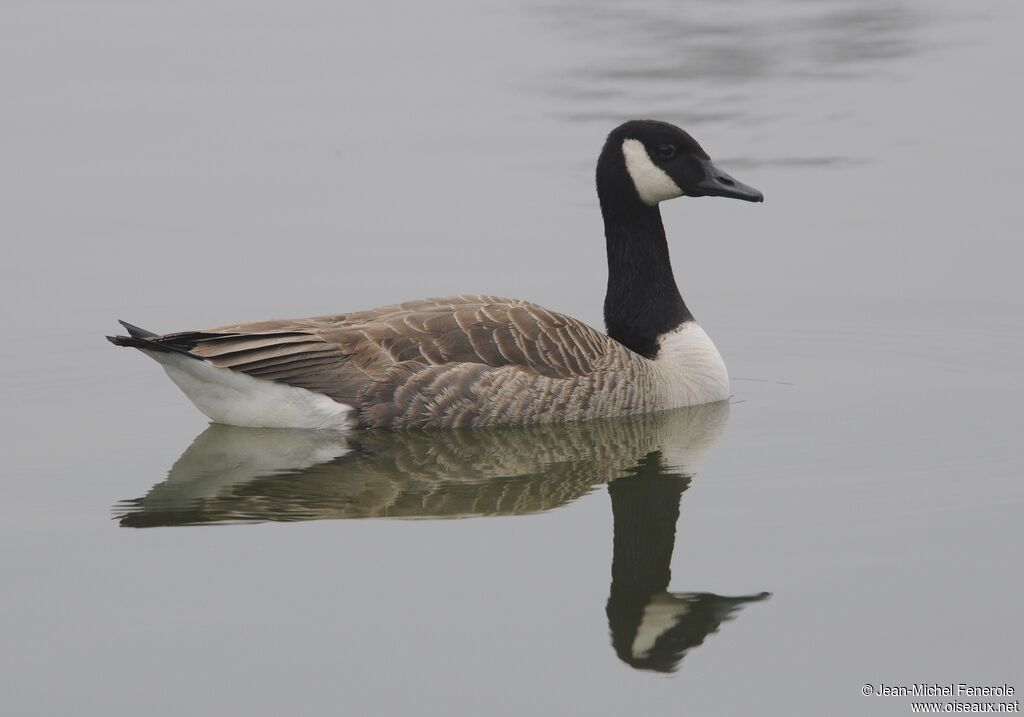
143 351 354 430
651 322 730 408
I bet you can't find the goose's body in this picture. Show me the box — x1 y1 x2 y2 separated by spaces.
109 120 762 430
119 295 727 430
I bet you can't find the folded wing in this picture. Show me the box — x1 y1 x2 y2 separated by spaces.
146 296 623 423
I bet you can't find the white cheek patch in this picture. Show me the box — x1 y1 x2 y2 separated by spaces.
622 138 684 205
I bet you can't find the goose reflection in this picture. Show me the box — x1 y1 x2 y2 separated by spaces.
607 455 768 672
116 401 768 672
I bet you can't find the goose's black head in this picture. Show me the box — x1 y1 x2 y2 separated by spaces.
597 120 763 211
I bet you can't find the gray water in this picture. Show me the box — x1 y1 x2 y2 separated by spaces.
2 1 1022 714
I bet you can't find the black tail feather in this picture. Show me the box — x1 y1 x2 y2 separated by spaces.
107 334 142 348
106 334 180 353
106 322 197 357
118 320 159 339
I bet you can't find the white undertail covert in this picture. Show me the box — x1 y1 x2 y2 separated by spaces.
144 350 354 430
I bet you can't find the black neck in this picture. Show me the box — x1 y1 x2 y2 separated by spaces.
599 179 691 359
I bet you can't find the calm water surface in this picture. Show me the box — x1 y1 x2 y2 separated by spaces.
2 1 1022 715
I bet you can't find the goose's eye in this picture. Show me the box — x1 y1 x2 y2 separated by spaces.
656 144 677 159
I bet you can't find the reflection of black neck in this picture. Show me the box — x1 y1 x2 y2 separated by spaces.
598 162 692 359
606 452 690 671
608 453 690 596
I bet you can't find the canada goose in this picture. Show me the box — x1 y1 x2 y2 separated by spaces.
108 120 762 429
